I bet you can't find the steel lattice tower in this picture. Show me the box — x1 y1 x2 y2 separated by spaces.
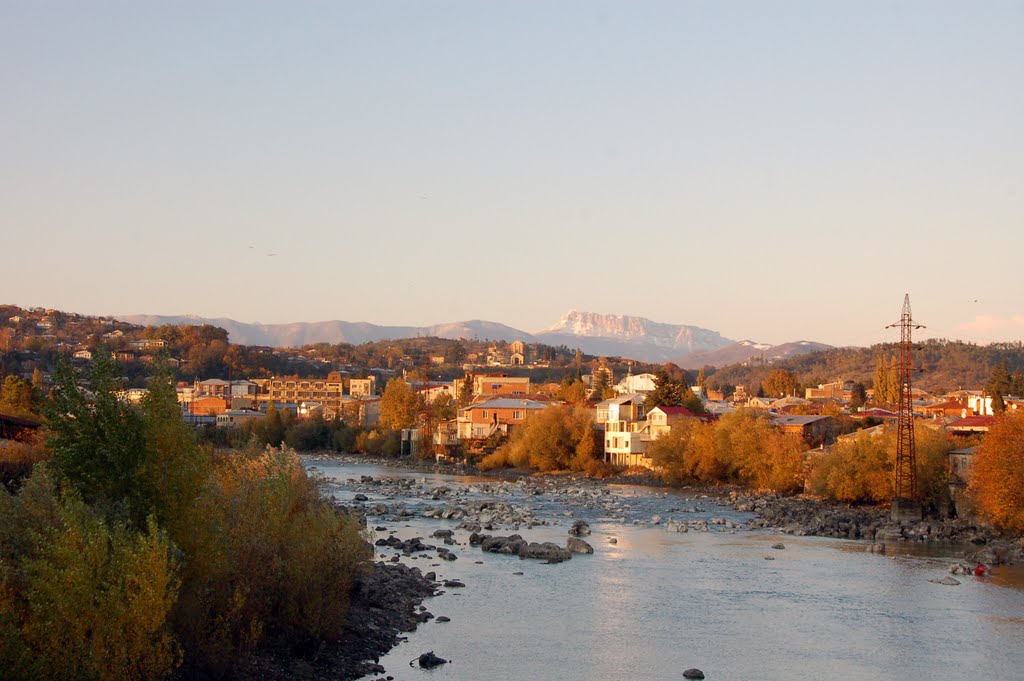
886 294 924 520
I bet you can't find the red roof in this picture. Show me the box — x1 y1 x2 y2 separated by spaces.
947 415 996 430
852 408 898 419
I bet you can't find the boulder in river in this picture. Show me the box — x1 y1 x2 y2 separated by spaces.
682 669 705 679
928 576 961 586
566 537 594 554
569 519 591 537
417 651 448 669
519 542 573 563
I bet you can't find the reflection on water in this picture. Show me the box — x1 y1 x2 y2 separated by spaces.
310 460 1024 681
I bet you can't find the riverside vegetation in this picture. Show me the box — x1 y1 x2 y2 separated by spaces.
0 354 372 680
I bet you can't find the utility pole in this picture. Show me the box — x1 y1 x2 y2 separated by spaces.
886 294 925 522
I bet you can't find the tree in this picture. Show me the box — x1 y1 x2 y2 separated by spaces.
556 376 588 404
850 382 867 411
987 363 1011 415
762 369 799 398
379 378 421 430
0 375 35 417
45 354 151 528
138 361 210 545
645 369 688 409
969 412 1024 533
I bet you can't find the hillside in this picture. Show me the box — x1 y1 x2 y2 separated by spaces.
677 340 832 369
705 339 1024 395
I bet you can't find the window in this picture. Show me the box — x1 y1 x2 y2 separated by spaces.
481 410 489 419
513 410 524 419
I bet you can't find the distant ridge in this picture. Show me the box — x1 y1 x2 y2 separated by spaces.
675 339 833 369
115 311 829 365
116 314 529 347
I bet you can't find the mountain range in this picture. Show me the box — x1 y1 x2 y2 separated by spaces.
116 310 832 367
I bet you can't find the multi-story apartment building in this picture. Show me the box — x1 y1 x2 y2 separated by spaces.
470 373 531 397
265 372 345 412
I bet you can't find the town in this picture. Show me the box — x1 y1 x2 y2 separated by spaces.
3 303 1021 528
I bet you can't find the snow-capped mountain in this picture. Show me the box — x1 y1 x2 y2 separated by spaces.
535 310 733 363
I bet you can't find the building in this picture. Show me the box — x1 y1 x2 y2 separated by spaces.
470 373 531 397
456 398 548 440
266 372 345 411
129 339 167 351
509 340 527 366
646 406 698 440
598 394 650 468
216 410 266 428
348 376 377 397
195 379 259 399
614 373 657 395
805 381 853 400
188 396 228 415
946 415 996 435
771 414 840 446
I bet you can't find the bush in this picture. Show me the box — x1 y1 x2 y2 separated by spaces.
0 468 180 681
172 445 370 675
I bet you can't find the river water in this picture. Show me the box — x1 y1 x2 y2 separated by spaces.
308 459 1024 681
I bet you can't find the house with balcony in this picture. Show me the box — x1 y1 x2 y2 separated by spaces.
456 397 547 441
597 394 650 467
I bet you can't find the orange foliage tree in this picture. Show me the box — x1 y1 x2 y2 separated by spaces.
969 412 1024 534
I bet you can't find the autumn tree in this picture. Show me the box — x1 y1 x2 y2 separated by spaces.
969 412 1024 533
379 378 421 430
762 369 799 398
0 375 35 417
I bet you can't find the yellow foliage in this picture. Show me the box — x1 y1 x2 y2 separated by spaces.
969 412 1024 534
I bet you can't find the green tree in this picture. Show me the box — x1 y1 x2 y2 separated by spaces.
45 354 151 528
644 369 688 409
379 378 421 430
987 363 1011 415
139 361 210 546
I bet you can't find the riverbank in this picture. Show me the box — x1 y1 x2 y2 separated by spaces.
250 560 438 681
305 451 1024 566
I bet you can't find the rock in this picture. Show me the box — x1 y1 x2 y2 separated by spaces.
682 669 705 679
417 651 448 669
512 571 524 575
566 537 594 554
608 537 618 544
481 534 528 555
424 572 436 581
442 580 465 588
435 616 450 623
772 543 785 550
569 520 591 536
354 493 369 502
518 542 573 563
764 555 775 560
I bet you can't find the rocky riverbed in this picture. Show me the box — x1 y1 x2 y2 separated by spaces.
309 453 1024 566
298 454 1024 680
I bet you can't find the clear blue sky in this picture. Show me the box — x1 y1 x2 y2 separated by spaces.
2 1 1021 347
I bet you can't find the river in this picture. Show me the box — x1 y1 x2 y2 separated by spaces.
308 459 1024 681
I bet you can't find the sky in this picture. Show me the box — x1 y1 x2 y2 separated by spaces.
1 1 1022 348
